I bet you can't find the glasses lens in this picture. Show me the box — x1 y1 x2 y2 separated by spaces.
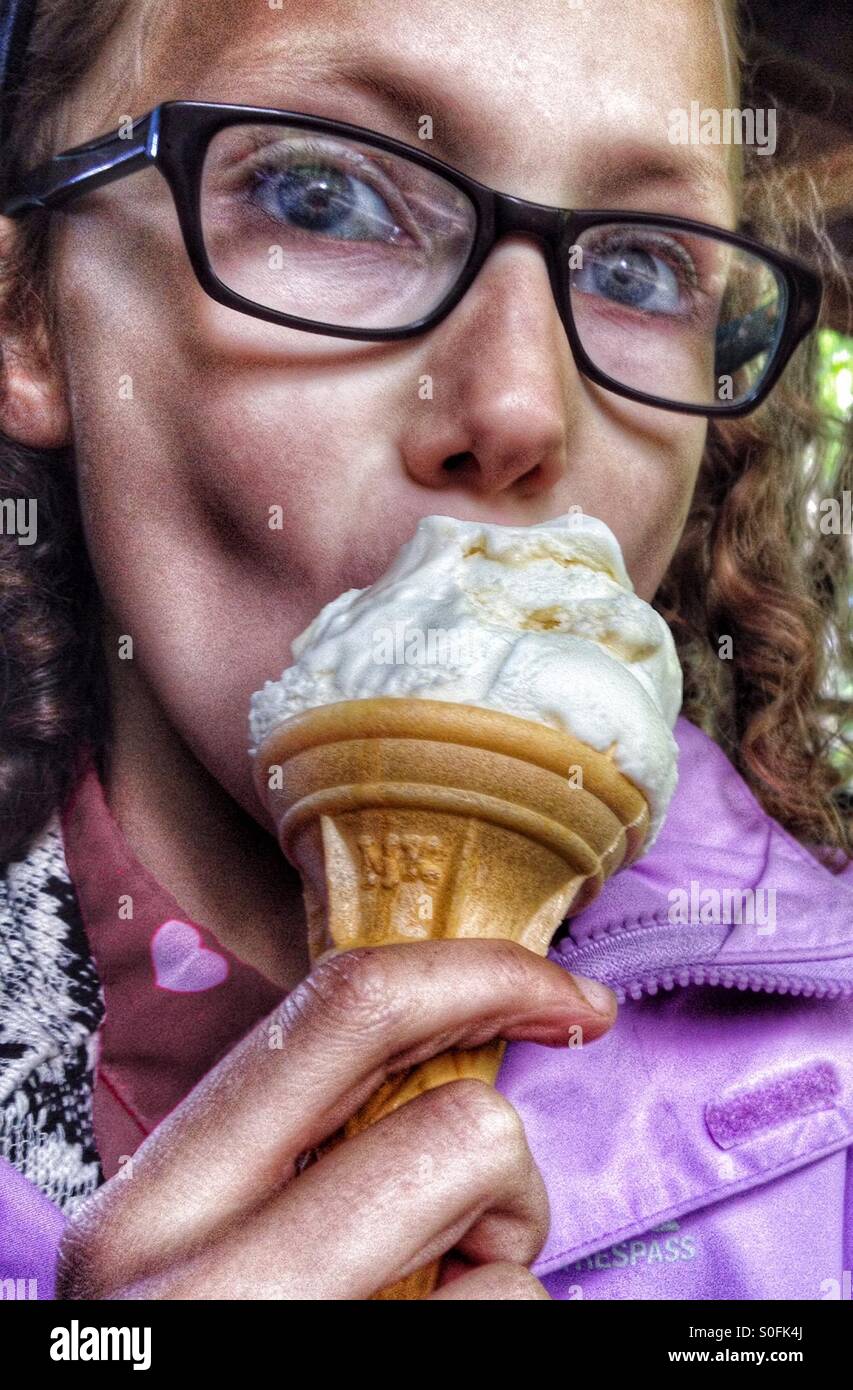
200 123 478 331
569 222 787 407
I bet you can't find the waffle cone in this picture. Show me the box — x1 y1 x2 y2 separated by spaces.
254 697 649 1299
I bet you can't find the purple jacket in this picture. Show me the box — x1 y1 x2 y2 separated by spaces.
2 715 852 1300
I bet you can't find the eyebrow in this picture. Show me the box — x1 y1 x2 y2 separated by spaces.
290 54 476 165
286 52 736 215
570 141 737 212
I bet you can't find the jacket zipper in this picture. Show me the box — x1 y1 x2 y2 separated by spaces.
614 963 853 1003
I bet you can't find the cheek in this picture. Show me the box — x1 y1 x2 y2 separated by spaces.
55 179 416 601
53 205 424 816
556 386 706 601
55 196 306 571
619 417 705 602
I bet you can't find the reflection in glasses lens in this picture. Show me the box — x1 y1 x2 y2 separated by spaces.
200 123 478 331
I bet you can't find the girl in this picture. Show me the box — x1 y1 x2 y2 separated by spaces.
0 0 850 1299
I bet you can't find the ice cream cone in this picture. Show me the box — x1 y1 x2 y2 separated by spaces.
253 696 649 1299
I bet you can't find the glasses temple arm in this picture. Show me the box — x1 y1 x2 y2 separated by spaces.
1 109 158 217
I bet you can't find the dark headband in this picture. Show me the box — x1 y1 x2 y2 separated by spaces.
0 0 39 153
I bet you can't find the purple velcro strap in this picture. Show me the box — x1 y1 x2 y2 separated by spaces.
705 1061 841 1150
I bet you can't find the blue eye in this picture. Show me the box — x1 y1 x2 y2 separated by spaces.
250 154 407 244
573 234 697 315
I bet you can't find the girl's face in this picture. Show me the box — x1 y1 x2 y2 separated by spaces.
28 0 735 824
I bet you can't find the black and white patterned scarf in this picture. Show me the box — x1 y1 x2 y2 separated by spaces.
0 816 105 1215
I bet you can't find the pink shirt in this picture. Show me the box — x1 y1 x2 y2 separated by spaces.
60 759 284 1179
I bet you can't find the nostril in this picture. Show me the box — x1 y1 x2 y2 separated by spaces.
443 452 475 473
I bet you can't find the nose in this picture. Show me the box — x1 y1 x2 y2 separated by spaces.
401 234 579 499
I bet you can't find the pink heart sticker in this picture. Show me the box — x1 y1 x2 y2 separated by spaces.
151 919 229 993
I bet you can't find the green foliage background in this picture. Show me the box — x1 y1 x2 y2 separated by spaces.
817 328 853 477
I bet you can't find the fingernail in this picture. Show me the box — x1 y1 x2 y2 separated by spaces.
571 973 617 1016
313 946 345 968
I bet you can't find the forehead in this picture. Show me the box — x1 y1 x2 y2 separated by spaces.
66 0 737 214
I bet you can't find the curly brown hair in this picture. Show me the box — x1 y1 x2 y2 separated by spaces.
0 0 851 866
656 9 853 867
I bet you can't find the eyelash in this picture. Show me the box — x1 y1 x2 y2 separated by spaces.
231 135 424 234
583 229 701 289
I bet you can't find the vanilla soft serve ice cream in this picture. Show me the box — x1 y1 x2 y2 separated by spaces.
249 512 683 843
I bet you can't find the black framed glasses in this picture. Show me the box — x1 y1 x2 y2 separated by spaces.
2 100 824 416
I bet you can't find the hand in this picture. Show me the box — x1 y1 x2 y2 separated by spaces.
56 939 617 1299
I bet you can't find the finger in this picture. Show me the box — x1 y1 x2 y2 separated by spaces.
427 1261 552 1300
70 1079 550 1300
64 939 613 1283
